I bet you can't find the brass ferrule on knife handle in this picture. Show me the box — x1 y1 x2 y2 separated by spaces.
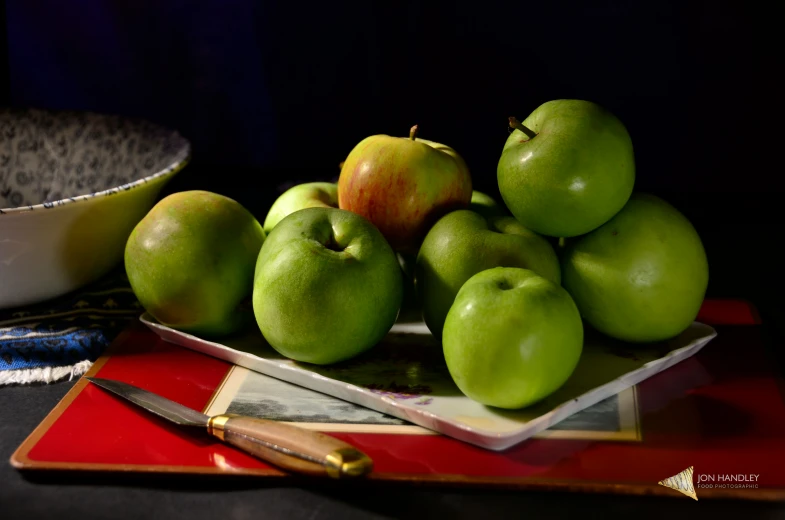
206 414 236 441
205 414 374 478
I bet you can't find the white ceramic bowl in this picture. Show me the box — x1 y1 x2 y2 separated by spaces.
0 108 190 310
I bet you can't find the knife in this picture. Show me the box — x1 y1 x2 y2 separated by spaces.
85 377 373 479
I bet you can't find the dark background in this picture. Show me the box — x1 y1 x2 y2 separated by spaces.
4 1 780 193
3 0 781 306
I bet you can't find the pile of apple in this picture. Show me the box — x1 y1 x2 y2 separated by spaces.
125 99 709 411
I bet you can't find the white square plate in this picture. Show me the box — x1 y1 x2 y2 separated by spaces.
141 314 717 451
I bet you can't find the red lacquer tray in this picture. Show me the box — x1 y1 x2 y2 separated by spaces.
10 299 785 501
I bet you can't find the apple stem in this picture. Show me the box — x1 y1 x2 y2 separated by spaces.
409 125 419 140
508 117 537 140
558 237 566 248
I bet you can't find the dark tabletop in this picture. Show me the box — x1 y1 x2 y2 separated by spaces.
2 377 785 520
3 258 785 519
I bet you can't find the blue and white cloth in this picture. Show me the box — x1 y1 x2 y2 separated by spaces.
0 270 140 385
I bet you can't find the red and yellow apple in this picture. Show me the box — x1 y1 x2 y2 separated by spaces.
338 126 472 253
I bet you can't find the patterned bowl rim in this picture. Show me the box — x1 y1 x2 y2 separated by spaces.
0 128 191 216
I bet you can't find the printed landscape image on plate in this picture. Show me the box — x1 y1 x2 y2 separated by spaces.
205 365 642 441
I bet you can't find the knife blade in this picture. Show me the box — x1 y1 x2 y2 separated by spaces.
85 377 373 478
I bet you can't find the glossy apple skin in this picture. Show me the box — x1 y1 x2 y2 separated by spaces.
253 207 403 365
470 190 507 219
263 182 338 233
125 190 265 338
497 99 635 238
415 209 560 337
443 267 583 409
338 134 472 253
562 193 709 343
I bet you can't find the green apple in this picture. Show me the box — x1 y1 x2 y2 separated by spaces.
470 190 507 218
125 190 265 338
338 125 472 253
263 182 337 233
415 209 560 337
443 267 583 409
497 99 635 237
562 193 709 343
253 207 403 364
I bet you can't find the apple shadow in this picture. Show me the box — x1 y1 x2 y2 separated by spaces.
299 336 464 399
397 274 424 324
458 323 721 444
475 329 671 422
216 315 463 399
219 326 289 361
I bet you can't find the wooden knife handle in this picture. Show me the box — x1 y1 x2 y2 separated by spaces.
206 414 373 478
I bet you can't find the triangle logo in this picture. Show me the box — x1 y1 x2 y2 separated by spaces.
658 466 698 500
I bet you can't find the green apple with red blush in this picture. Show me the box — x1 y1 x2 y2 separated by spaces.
125 190 266 338
338 125 472 253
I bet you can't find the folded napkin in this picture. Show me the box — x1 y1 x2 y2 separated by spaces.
0 270 140 385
